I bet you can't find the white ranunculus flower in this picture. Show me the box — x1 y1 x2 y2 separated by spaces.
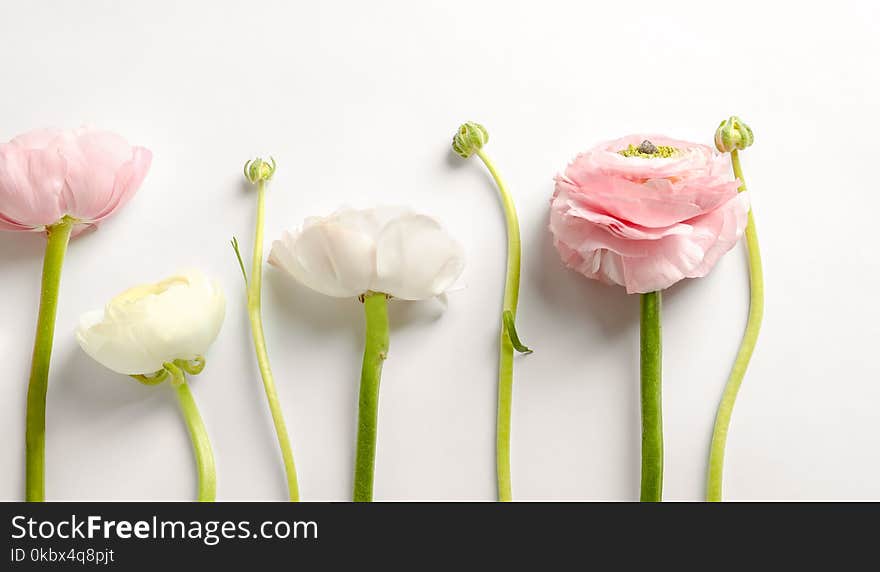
76 270 226 375
268 206 465 300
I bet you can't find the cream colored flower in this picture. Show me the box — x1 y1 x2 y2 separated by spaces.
76 270 225 375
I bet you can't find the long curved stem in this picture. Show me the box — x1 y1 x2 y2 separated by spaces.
353 292 389 502
25 217 74 502
640 291 663 502
706 150 764 501
475 148 523 503
247 180 300 501
174 380 216 502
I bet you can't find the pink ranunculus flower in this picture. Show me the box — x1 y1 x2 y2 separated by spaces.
550 134 750 294
0 127 152 233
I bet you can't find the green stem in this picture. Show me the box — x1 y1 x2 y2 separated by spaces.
353 292 389 502
25 217 74 502
706 150 764 501
247 180 300 501
640 291 663 502
174 380 217 502
475 148 522 503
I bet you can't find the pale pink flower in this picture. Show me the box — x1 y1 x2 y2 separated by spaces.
0 127 151 233
550 134 749 294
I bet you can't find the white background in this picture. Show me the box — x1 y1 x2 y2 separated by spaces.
1 0 878 501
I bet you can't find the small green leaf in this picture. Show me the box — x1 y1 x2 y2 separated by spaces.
231 236 248 287
503 310 533 354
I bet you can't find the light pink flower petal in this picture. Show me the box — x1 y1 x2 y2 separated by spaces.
559 164 740 228
682 192 750 278
90 146 152 223
10 128 63 149
57 129 134 220
0 127 151 234
0 145 67 229
577 134 725 181
556 175 699 228
552 239 625 288
557 189 695 241
550 179 749 293
550 187 684 257
619 193 749 293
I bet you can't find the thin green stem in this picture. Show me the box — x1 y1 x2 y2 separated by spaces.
640 291 663 502
475 148 523 503
174 379 217 502
25 217 74 502
246 180 300 501
353 292 389 502
706 150 764 501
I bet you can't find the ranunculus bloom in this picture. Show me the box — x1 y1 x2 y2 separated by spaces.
0 127 151 232
77 270 226 375
269 206 465 300
550 134 749 293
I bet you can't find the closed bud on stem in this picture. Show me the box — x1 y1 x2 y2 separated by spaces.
452 121 489 158
244 156 277 184
715 116 754 153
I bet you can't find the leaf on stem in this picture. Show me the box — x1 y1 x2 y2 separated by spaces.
503 310 533 354
230 236 249 287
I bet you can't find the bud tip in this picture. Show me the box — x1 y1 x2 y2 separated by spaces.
715 116 754 153
452 121 489 159
243 156 277 183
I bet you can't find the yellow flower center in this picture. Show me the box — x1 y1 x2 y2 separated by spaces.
619 140 679 158
113 276 189 306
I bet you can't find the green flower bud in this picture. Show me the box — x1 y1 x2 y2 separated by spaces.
452 121 489 158
243 156 277 184
714 116 754 153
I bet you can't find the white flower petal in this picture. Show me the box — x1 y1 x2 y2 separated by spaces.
137 271 226 361
331 205 412 237
76 270 225 375
271 207 464 301
269 222 376 298
77 309 161 375
372 213 465 300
